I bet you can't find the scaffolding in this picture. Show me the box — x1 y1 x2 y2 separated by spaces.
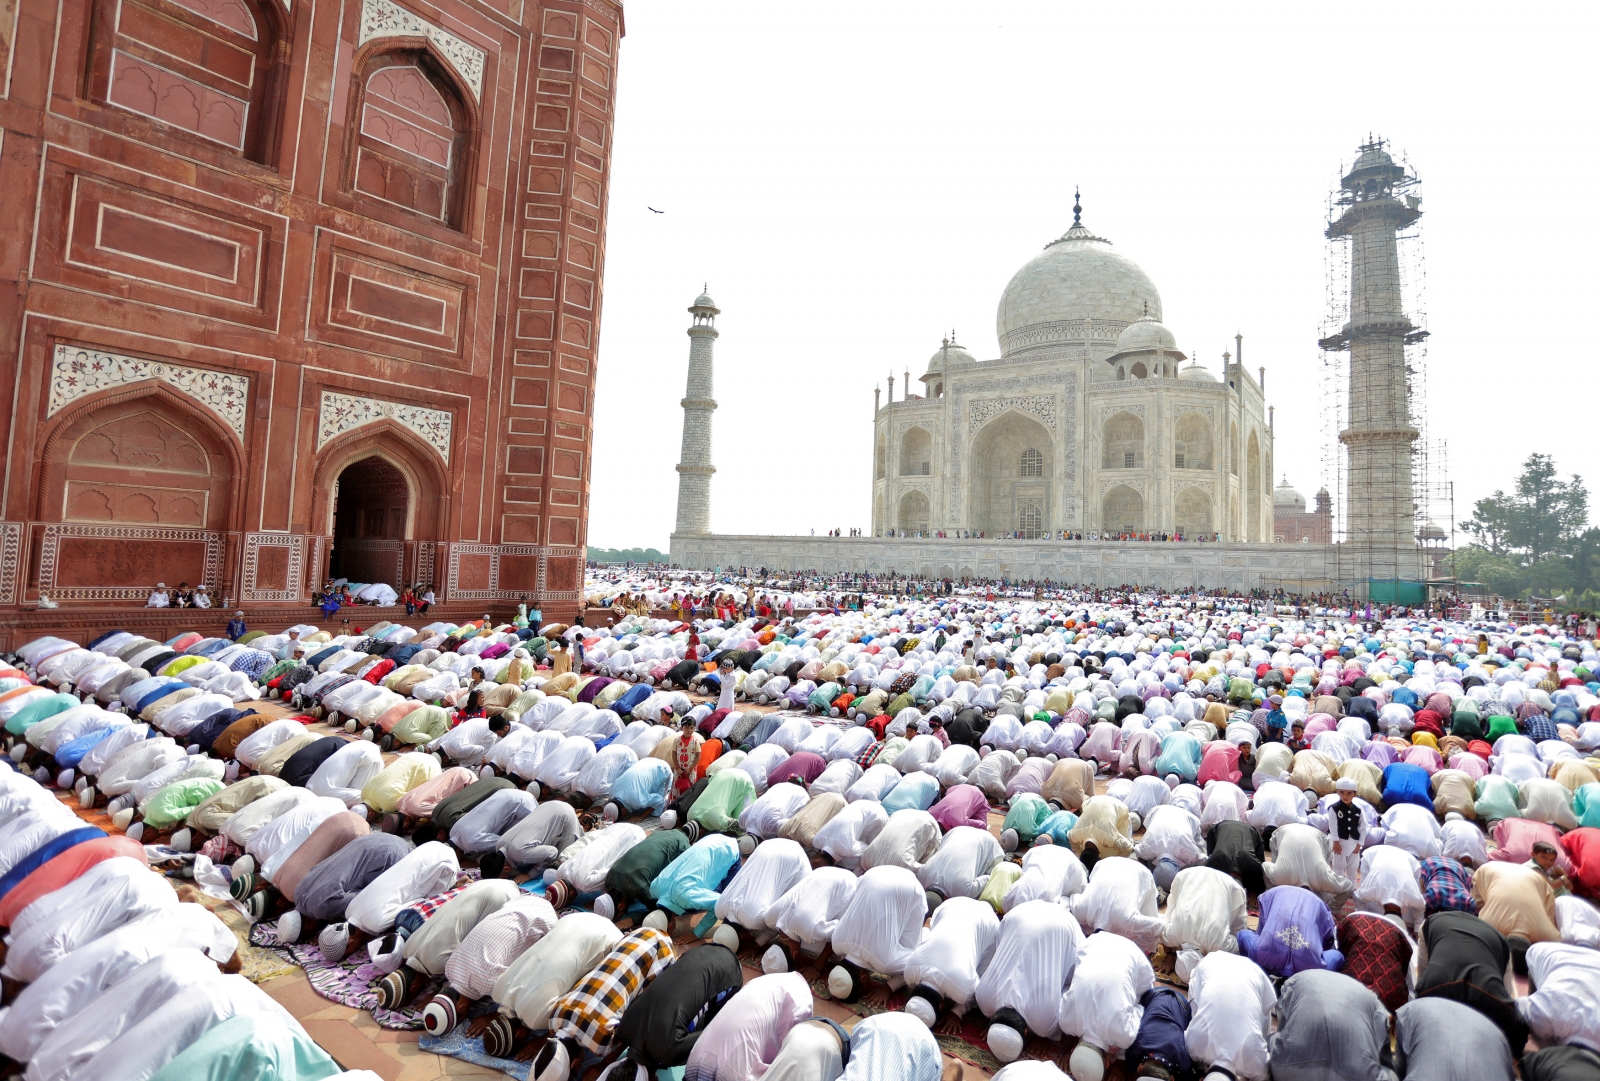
1318 139 1445 599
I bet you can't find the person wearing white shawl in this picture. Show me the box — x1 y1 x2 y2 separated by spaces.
825 865 928 1000
714 837 810 940
1069 857 1165 952
486 912 623 1057
763 865 861 967
1057 931 1154 1081
812 800 888 867
427 716 503 768
533 734 597 792
1183 950 1276 1081
1518 940 1600 1051
740 781 811 839
975 899 1083 1063
234 718 309 769
858 808 940 874
249 794 349 881
916 826 1004 902
1374 802 1444 860
1160 866 1248 984
810 758 864 796
1245 779 1308 829
0 902 235 1063
1134 804 1208 868
307 739 385 806
1264 822 1355 900
1352 844 1426 931
2 856 178 982
901 896 1000 1025
554 822 646 895
1440 813 1489 867
1000 843 1087 912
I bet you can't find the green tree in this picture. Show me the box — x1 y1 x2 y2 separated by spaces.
1464 453 1588 564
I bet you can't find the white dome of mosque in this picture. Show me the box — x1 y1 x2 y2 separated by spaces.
996 196 1162 358
691 290 717 310
1418 521 1447 541
1274 477 1307 512
1113 313 1178 355
1178 359 1217 383
925 337 977 374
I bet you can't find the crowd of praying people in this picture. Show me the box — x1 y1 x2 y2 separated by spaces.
2 573 1600 1080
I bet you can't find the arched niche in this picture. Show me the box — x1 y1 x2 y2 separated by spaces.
1174 412 1213 470
1247 430 1263 541
1102 412 1145 469
1102 485 1144 534
1175 487 1213 538
899 426 931 476
311 423 449 544
969 410 1052 536
898 490 930 535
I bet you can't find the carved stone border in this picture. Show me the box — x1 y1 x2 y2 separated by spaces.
0 523 20 605
358 0 486 99
48 344 250 441
242 532 305 602
38 523 223 601
445 542 581 601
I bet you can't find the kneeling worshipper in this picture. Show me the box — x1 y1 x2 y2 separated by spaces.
274 830 409 945
1352 843 1427 931
0 900 236 1063
901 895 1001 1026
915 825 1004 902
143 1011 340 1081
647 833 744 937
1413 910 1528 1056
1471 859 1561 965
1205 819 1267 895
761 1017 850 1081
1070 856 1165 952
713 837 811 947
496 799 583 877
825 865 930 1000
974 899 1084 1064
1393 997 1518 1081
1182 951 1276 1081
1337 908 1415 1013
1238 885 1342 977
858 808 941 874
425 894 558 1035
1518 941 1600 1052
683 971 814 1081
2 854 177 982
740 781 812 840
1122 987 1192 1081
1519 1046 1600 1081
0 831 145 928
319 839 460 962
605 757 676 820
999 841 1087 911
835 1012 947 1081
526 927 677 1081
765 865 861 964
610 941 744 1079
1161 865 1248 983
25 946 299 1081
1263 822 1354 899
484 911 624 1059
374 877 521 1009
545 822 648 912
1056 930 1154 1081
1266 970 1397 1081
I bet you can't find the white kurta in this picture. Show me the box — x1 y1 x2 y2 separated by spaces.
858 809 940 874
812 800 888 866
307 740 385 806
557 822 645 893
771 866 860 955
492 912 622 1028
3 857 178 982
1518 941 1600 1051
1069 857 1164 952
1184 950 1275 1081
1352 845 1425 930
1265 823 1354 898
1001 844 1088 912
1133 805 1208 867
1161 866 1248 955
975 899 1083 1040
345 841 461 934
901 896 1000 1010
1056 930 1153 1053
830 865 928 976
715 838 811 930
916 827 1004 901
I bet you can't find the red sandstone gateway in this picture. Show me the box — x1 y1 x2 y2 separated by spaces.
0 0 621 645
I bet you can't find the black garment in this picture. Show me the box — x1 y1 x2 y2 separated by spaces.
430 777 516 832
1523 1046 1600 1081
295 833 413 922
614 942 743 1071
188 708 255 753
946 707 989 750
663 777 710 829
280 736 348 789
606 829 689 908
1206 820 1266 896
1415 910 1528 1054
664 660 701 689
1333 800 1364 842
1125 986 1192 1075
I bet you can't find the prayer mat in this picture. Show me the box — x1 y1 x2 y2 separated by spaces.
419 1025 532 1081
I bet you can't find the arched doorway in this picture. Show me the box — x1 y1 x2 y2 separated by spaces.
330 455 410 583
969 412 1052 536
898 490 930 535
1102 485 1144 534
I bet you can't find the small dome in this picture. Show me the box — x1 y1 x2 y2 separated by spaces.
690 290 718 311
1419 521 1447 540
1274 477 1307 512
925 337 976 374
1112 314 1178 355
1178 359 1216 383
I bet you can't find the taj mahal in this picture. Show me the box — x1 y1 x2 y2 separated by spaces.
670 146 1430 595
868 193 1273 544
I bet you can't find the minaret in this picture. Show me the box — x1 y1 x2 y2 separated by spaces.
673 289 719 535
1320 139 1423 582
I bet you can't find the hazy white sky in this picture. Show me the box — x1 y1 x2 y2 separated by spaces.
587 2 1599 552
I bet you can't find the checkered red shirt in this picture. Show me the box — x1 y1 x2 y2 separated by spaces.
1420 857 1477 917
548 928 676 1054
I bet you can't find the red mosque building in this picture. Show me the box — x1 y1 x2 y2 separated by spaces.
0 0 621 644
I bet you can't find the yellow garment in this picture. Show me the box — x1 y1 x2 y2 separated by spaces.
1472 861 1559 943
360 751 442 813
1412 732 1439 749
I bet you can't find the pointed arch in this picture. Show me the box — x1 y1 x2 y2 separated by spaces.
310 419 450 541
969 409 1052 536
1247 430 1263 542
1102 411 1144 469
899 426 931 476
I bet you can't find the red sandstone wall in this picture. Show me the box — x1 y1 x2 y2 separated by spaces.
0 0 620 623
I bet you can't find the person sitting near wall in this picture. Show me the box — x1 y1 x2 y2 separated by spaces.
192 584 212 609
420 585 435 614
174 582 195 607
146 582 172 608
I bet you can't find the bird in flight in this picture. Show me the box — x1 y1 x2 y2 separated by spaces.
647 206 664 214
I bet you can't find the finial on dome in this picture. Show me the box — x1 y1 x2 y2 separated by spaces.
1143 300 1148 318
1073 187 1082 226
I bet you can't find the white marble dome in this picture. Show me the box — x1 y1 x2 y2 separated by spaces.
1274 478 1306 512
1114 314 1177 354
925 338 976 373
1178 359 1216 383
996 221 1162 358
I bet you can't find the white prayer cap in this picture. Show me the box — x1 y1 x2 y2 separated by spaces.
738 834 757 857
761 943 791 974
904 996 937 1027
1000 828 1020 852
1070 1042 1106 1081
593 894 615 919
1336 777 1358 792
988 1024 1025 1063
531 1040 571 1081
827 965 856 1000
710 923 740 951
642 909 670 931
658 810 678 830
